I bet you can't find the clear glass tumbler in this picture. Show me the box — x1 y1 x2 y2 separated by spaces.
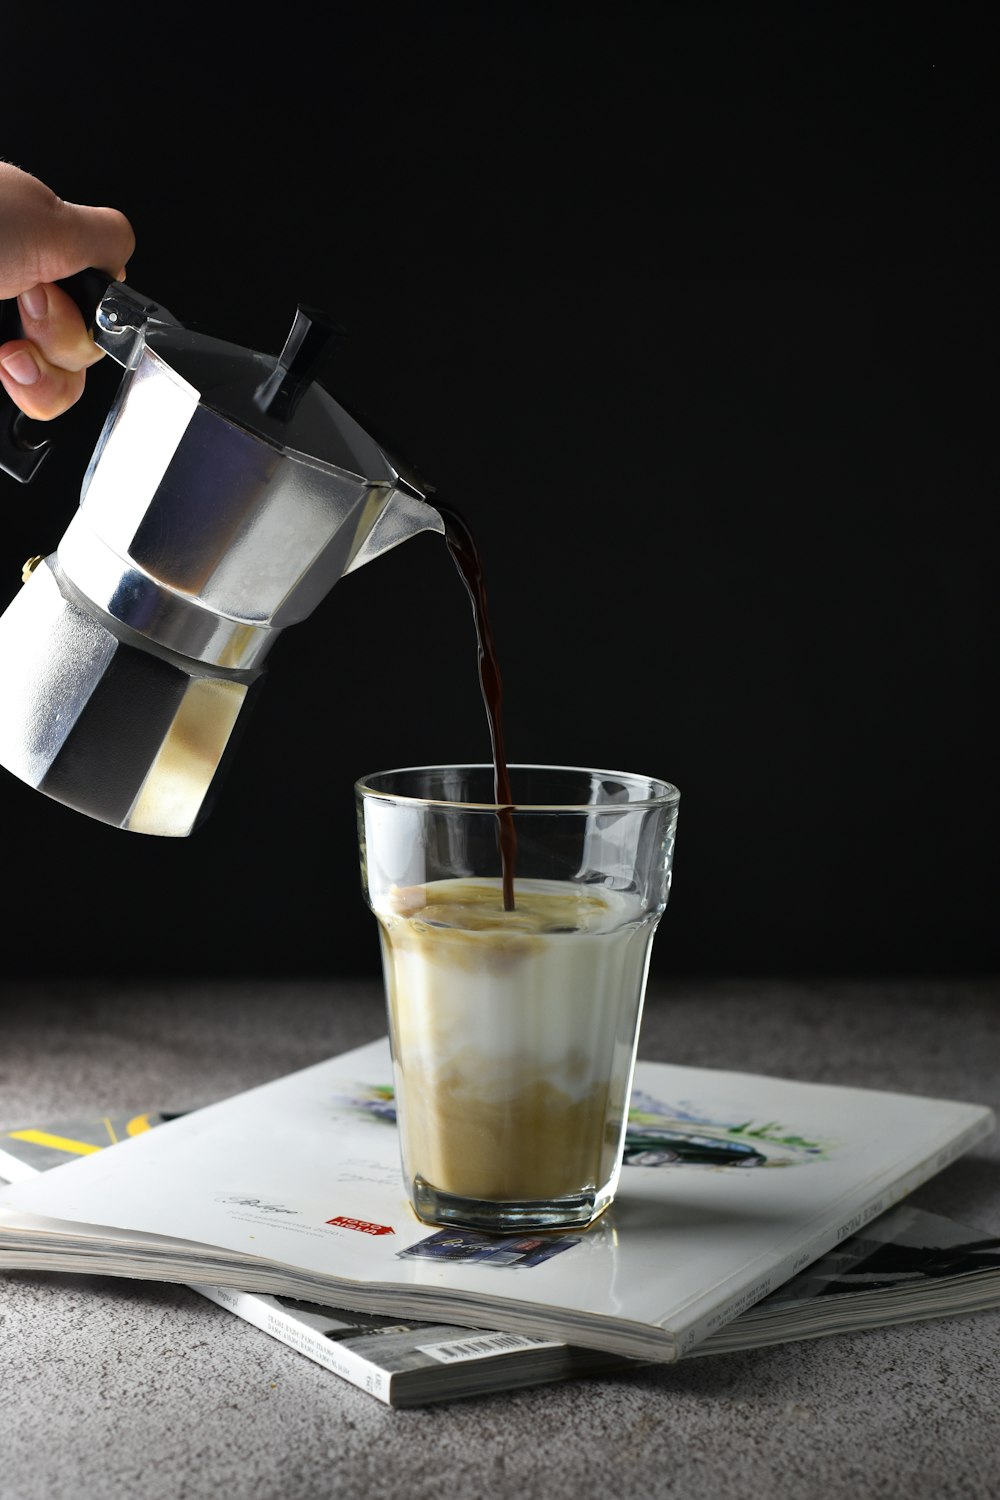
356 764 680 1232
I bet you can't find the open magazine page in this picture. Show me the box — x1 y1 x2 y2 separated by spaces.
0 1111 619 1407
3 1091 999 1407
0 1037 994 1362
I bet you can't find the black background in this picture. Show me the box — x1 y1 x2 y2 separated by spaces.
0 4 994 984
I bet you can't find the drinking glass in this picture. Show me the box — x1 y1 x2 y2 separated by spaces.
356 764 680 1232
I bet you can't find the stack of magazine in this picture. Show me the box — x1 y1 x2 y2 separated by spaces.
1 1036 998 1408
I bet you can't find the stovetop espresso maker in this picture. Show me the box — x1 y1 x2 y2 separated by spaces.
0 274 444 835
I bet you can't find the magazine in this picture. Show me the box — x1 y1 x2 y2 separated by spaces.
0 1037 993 1367
2 1112 999 1407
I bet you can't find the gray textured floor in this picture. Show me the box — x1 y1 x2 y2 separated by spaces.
1 975 998 1500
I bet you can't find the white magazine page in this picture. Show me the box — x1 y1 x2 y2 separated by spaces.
0 1037 992 1352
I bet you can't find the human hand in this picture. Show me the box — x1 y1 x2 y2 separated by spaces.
0 162 135 421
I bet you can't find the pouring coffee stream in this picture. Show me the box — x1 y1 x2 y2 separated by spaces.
436 501 518 911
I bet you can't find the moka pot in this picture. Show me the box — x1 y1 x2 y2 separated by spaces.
0 275 443 835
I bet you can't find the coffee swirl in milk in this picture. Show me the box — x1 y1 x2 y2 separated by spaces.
375 878 656 1204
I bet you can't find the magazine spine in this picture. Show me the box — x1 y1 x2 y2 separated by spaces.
674 1110 995 1355
190 1284 395 1406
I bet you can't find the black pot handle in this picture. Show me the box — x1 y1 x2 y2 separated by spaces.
0 267 114 483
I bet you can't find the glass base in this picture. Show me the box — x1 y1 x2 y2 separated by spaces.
410 1177 612 1233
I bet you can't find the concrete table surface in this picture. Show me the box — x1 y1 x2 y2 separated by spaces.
1 976 998 1500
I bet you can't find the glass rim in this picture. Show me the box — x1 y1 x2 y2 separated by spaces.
354 762 680 813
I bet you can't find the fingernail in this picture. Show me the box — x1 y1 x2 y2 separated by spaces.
1 350 41 386
18 286 48 321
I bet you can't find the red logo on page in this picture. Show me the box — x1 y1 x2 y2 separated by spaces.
326 1215 395 1236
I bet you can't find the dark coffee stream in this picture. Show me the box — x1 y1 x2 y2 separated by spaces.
436 502 518 911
